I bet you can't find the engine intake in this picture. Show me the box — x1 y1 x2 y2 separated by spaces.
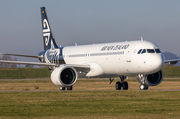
61 68 76 84
51 66 78 87
137 70 163 86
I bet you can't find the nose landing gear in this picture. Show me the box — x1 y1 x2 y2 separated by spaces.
138 74 149 90
139 84 148 90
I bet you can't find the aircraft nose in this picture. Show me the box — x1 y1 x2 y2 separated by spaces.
150 54 164 72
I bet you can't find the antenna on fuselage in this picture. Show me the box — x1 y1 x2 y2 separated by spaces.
141 37 144 41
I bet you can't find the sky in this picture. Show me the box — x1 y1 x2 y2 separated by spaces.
0 0 180 62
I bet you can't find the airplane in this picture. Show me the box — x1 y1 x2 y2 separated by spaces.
0 7 179 91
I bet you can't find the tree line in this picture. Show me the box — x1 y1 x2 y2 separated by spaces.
0 55 17 68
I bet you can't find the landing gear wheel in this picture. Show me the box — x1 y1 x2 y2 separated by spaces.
60 87 65 91
115 81 121 90
122 81 128 90
67 86 73 90
140 84 148 90
145 85 148 90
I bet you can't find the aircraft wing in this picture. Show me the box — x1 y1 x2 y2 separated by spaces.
0 60 56 67
0 60 90 71
0 53 42 58
0 52 90 73
164 59 180 64
63 64 90 73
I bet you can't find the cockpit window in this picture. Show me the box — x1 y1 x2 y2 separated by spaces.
155 49 161 53
137 49 161 54
141 49 146 54
137 49 142 54
147 49 155 53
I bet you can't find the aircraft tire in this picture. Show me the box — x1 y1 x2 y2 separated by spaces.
115 81 121 90
60 87 65 91
122 81 128 90
145 85 148 90
67 86 73 90
140 84 148 90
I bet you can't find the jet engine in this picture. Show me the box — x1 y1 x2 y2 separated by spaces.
137 70 163 86
51 66 78 87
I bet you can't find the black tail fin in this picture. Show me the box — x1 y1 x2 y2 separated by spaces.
41 7 58 50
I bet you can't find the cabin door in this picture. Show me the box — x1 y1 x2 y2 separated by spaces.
126 44 135 62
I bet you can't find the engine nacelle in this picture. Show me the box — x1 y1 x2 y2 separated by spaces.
137 70 163 86
51 66 78 87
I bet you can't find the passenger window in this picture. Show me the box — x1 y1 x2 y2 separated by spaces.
147 49 155 53
141 49 146 54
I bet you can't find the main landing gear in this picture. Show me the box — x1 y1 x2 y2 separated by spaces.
138 74 148 90
115 76 128 90
60 86 73 91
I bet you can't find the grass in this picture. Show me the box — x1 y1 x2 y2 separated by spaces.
0 66 180 79
0 79 180 118
163 66 180 77
0 68 51 79
0 66 180 118
0 78 180 91
0 91 179 119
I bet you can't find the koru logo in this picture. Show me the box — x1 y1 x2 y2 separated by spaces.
43 19 50 46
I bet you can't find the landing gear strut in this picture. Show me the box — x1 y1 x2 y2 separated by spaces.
115 76 128 90
138 74 148 90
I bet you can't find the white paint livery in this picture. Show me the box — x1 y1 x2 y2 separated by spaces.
62 41 164 77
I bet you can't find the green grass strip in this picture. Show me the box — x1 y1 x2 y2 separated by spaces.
0 91 179 118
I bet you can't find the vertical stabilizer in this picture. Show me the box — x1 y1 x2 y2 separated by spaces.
41 7 58 50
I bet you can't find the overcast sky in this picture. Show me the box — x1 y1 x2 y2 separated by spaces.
0 0 180 61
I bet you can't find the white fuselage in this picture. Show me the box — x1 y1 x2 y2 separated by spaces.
56 40 164 77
